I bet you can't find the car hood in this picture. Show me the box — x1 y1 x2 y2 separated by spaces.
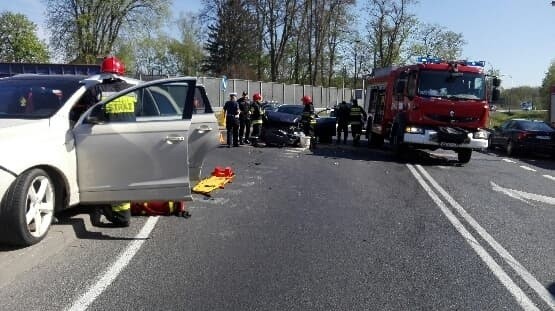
0 119 51 172
0 119 47 130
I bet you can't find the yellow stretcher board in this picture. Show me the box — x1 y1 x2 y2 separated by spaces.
192 175 234 196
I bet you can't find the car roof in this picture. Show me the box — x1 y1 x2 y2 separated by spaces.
5 74 87 82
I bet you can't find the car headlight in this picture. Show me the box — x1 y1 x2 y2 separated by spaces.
405 126 424 134
473 130 488 139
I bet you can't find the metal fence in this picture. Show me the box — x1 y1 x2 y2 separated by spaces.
197 77 355 109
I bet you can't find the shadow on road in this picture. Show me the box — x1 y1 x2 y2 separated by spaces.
548 282 555 299
309 141 466 167
53 206 148 241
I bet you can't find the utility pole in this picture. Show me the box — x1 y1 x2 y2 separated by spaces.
353 39 361 95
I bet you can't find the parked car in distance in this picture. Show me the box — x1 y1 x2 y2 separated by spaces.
0 74 218 246
520 102 533 111
488 119 555 157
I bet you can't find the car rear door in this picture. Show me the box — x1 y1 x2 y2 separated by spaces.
72 78 197 203
159 84 219 182
188 86 219 181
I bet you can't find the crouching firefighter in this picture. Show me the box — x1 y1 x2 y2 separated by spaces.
92 56 136 227
250 93 264 147
349 98 366 146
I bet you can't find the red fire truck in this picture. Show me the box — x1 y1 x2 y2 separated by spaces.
363 57 500 163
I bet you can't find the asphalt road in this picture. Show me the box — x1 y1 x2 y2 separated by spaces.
0 140 554 310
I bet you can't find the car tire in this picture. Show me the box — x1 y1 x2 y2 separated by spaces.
0 169 55 246
506 140 517 157
487 136 495 150
457 149 472 163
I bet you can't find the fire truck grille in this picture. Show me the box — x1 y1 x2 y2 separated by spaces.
436 127 470 144
426 114 478 123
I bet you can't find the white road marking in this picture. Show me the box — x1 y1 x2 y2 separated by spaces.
502 158 517 163
519 165 537 172
543 175 555 182
407 165 539 310
414 165 555 310
491 182 555 206
66 216 160 311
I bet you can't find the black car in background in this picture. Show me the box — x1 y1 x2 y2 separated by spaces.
488 119 555 157
267 104 337 143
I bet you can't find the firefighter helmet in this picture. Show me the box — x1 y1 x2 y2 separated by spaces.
101 56 125 75
301 95 312 105
253 93 263 101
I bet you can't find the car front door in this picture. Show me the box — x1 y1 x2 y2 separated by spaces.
72 78 197 203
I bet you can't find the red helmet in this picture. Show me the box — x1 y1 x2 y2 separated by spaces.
101 56 125 75
301 95 312 105
253 93 263 101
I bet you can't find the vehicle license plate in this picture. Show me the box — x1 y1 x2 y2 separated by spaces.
536 136 550 140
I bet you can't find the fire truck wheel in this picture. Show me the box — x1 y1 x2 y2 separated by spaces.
0 169 55 246
457 149 472 163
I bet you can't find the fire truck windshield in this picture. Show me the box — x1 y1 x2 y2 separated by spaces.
417 70 485 100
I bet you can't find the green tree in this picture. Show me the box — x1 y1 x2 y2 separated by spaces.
407 23 465 61
0 11 49 62
364 0 418 68
202 0 258 79
167 12 205 76
540 60 555 115
44 0 170 63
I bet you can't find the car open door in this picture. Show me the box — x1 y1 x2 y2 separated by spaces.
72 77 197 203
158 83 219 182
187 85 219 181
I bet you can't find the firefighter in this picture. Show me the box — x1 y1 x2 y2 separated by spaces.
349 98 367 146
301 95 317 145
92 56 136 227
301 95 316 137
223 92 240 147
238 91 251 144
250 93 264 147
336 100 350 144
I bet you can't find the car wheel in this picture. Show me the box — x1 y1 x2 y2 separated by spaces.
0 169 55 246
506 140 517 157
487 136 495 150
457 149 472 163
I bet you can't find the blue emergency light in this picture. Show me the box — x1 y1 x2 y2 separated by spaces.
464 60 486 67
416 56 442 64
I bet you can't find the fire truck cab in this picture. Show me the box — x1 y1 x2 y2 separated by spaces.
364 57 500 163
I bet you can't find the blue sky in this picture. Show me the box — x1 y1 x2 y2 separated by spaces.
2 0 554 87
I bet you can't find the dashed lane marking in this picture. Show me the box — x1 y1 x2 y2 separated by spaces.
519 165 537 172
543 175 555 181
502 158 517 163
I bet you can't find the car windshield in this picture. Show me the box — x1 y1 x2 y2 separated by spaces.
518 121 554 131
277 105 304 115
418 70 486 100
0 78 81 119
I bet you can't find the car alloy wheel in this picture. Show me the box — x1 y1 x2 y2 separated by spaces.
0 169 55 246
